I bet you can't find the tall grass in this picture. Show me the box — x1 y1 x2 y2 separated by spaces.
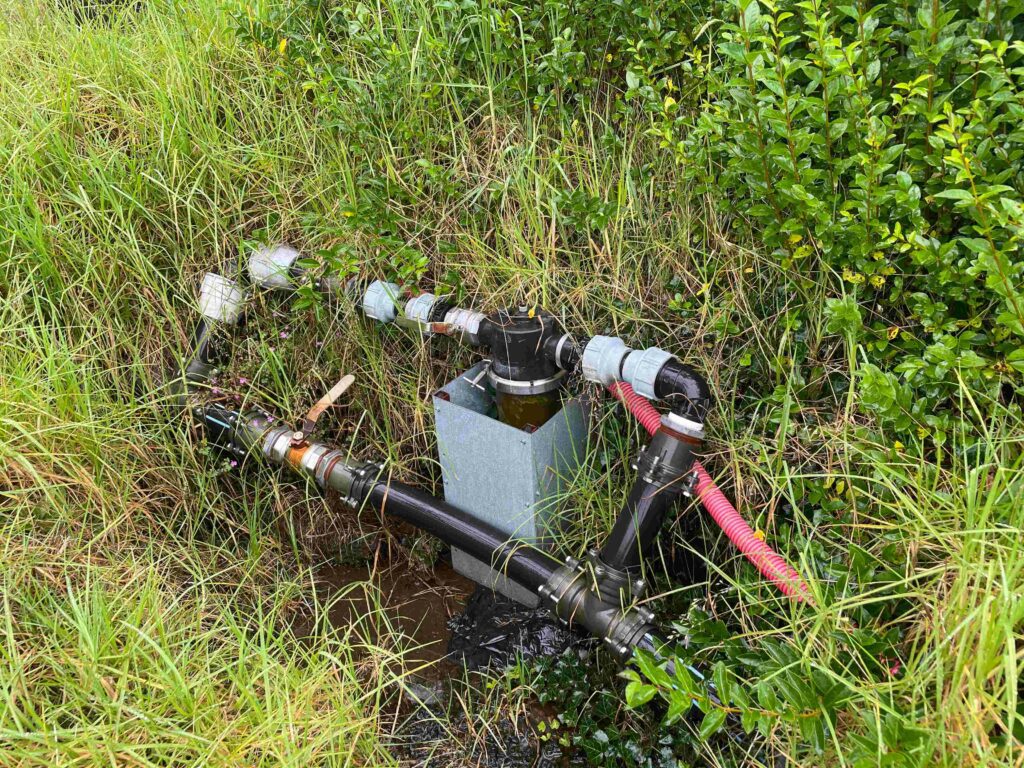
0 1 402 764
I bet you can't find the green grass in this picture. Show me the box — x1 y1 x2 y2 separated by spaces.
1 0 1023 766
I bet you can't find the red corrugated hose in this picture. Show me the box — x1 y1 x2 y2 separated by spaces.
608 382 812 603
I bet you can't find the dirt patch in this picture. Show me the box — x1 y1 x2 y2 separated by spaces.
294 557 476 669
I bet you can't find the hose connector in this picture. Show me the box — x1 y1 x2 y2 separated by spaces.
248 244 302 290
362 280 403 323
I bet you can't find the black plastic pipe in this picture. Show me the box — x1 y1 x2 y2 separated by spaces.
359 479 562 592
599 477 678 572
654 359 711 421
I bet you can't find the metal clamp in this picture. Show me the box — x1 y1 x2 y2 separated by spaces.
291 373 355 447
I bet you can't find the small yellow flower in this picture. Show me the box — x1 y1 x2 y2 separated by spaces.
664 95 677 110
887 325 900 340
605 53 613 62
753 529 766 541
893 440 905 453
278 37 288 55
871 250 885 261
869 274 886 289
917 426 929 440
842 268 865 284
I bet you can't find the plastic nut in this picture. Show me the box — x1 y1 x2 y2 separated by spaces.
621 346 673 400
248 244 301 290
362 280 402 323
581 336 631 386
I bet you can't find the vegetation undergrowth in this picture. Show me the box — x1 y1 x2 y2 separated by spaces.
2 0 1022 765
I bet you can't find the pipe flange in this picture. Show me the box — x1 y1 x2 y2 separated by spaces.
486 366 565 396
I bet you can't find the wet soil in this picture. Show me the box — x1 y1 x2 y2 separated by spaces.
293 557 477 669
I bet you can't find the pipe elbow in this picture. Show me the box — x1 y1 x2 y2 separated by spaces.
653 359 711 422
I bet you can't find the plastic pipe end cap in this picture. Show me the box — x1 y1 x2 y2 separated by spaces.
581 336 631 386
198 273 245 324
622 346 674 399
362 280 402 322
248 244 301 290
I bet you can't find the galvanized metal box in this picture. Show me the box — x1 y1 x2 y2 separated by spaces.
434 362 589 606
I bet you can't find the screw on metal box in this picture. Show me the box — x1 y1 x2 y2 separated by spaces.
433 361 589 607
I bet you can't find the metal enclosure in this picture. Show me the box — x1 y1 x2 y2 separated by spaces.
434 362 589 606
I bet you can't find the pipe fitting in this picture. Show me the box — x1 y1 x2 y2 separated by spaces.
248 244 302 290
443 307 487 345
362 280 402 323
405 292 440 335
198 273 245 325
621 346 673 400
540 562 656 662
581 336 630 386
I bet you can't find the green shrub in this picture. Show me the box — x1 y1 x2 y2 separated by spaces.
643 0 1024 437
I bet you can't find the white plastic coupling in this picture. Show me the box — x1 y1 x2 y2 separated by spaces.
404 292 440 335
362 280 402 323
621 346 673 399
198 273 245 325
443 307 487 345
581 336 630 386
248 244 302 290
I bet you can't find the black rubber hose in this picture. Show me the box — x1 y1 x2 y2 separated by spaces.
599 477 678 572
361 479 563 592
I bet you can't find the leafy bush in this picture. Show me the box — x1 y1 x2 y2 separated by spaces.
640 0 1024 437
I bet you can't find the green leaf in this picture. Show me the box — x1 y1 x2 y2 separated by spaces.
933 188 974 202
699 709 728 739
625 681 658 708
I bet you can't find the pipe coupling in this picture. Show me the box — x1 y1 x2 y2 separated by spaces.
581 336 630 386
198 273 245 325
362 280 402 323
404 292 441 336
443 307 487 346
248 244 301 290
622 347 673 400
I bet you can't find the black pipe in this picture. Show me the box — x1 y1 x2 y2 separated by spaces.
654 359 711 421
599 428 697 573
359 478 562 592
599 477 678 572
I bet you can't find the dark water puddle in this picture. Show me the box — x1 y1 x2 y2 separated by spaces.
295 555 595 766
